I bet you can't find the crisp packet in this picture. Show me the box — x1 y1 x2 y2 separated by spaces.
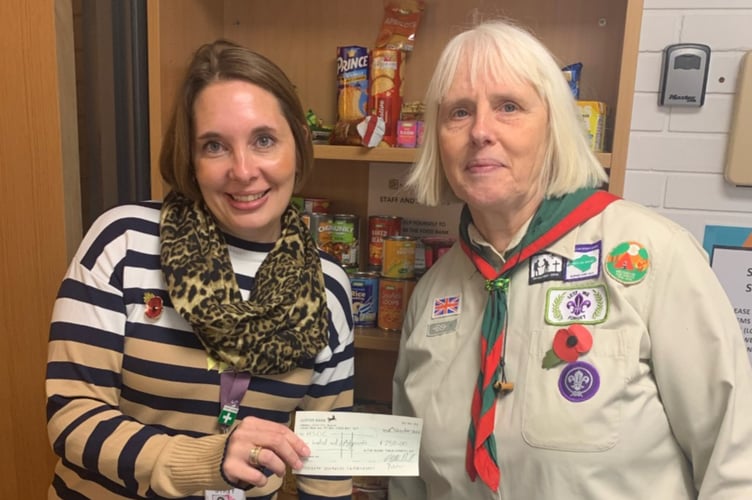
375 0 426 52
562 62 582 99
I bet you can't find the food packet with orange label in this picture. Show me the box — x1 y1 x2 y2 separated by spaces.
369 48 404 146
375 0 426 52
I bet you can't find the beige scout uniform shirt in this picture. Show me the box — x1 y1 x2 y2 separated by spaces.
390 199 752 500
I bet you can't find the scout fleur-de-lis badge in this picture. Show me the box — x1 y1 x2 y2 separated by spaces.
143 292 163 320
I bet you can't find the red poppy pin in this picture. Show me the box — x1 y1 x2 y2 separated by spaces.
542 324 593 369
143 292 163 320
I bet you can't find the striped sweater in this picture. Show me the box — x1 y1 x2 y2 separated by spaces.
46 202 355 499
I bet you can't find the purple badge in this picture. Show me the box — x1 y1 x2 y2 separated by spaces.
558 361 600 402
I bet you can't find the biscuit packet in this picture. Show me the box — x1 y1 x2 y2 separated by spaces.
369 48 404 146
336 46 370 123
375 0 426 52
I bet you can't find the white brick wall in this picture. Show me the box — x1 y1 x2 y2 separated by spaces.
625 0 752 243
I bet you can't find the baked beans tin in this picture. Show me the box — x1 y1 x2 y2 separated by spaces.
308 212 333 251
368 215 402 271
350 272 379 328
377 277 416 331
381 235 416 279
331 213 360 268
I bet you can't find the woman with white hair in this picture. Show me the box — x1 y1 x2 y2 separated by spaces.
390 19 752 499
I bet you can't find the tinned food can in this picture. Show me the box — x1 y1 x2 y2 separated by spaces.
422 236 456 270
304 197 330 214
368 215 402 271
331 213 360 268
381 235 416 279
350 272 379 328
377 277 416 331
309 212 333 252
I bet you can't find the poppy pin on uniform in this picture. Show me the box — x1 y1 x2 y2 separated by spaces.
542 324 593 369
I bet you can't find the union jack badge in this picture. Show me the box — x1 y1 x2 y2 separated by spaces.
432 295 460 319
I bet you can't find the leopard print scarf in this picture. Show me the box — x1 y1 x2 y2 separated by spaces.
159 190 329 374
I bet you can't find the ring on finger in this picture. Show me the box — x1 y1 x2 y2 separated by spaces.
248 445 264 467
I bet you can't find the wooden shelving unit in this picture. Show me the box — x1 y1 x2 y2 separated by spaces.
145 3 644 495
354 327 401 351
148 0 643 202
314 144 613 168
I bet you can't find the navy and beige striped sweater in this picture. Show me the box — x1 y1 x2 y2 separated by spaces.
46 202 354 499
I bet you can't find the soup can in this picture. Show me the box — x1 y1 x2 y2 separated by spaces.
350 272 379 328
381 235 416 279
309 212 333 251
368 215 402 271
331 213 360 268
377 277 416 331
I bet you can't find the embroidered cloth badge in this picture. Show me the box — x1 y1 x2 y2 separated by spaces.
529 252 565 284
605 241 649 284
564 241 602 282
545 285 608 325
558 361 600 402
432 295 460 319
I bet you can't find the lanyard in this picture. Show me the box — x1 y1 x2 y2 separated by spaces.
217 371 251 432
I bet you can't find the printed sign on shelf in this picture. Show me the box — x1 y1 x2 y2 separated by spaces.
703 225 752 366
367 162 462 239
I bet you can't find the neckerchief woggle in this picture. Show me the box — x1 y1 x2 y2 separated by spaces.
460 188 619 491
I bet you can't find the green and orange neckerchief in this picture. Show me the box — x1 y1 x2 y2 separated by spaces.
460 188 619 492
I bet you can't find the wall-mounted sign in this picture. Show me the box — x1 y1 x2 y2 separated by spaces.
703 225 752 365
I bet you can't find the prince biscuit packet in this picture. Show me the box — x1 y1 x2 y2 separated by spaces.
336 46 369 122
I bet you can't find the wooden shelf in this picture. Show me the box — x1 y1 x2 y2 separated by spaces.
314 144 612 168
354 327 401 351
313 144 416 163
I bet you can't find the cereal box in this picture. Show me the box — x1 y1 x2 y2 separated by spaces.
577 100 607 152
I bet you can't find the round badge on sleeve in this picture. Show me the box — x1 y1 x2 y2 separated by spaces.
558 361 600 402
604 241 649 284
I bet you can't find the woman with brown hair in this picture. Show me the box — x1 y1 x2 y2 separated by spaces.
46 40 354 499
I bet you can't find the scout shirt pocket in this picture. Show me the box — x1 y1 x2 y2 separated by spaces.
521 326 626 451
